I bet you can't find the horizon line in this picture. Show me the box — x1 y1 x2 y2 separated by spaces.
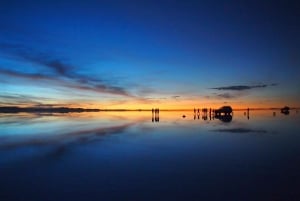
0 106 299 113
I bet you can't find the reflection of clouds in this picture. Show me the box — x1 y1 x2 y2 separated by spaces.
212 128 268 134
0 113 68 125
0 113 39 125
0 122 136 150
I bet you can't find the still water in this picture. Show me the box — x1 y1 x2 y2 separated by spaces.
1 110 300 201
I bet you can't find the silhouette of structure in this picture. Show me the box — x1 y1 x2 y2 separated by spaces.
214 106 232 116
194 108 200 120
152 108 159 122
192 106 234 122
214 106 233 123
281 106 290 115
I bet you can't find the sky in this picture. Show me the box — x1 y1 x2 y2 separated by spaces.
0 0 299 109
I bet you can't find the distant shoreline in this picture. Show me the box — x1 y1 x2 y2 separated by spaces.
0 107 100 113
0 106 299 113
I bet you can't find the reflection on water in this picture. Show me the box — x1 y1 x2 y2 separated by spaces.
1 110 300 200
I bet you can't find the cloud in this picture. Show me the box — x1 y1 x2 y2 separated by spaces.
216 93 237 99
211 84 277 91
0 69 51 80
0 69 132 97
0 94 55 107
0 94 75 108
0 42 133 97
208 83 278 99
0 42 75 77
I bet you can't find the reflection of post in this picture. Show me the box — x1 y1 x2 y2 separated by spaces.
202 108 208 120
153 108 159 122
273 111 276 116
194 108 200 120
247 108 250 120
152 108 154 122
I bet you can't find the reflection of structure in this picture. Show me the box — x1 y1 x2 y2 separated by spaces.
247 108 250 119
214 106 233 123
192 106 233 122
281 106 290 115
202 108 208 120
214 114 232 122
194 108 200 120
152 108 159 122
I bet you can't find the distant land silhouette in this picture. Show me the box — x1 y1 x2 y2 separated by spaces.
0 107 100 113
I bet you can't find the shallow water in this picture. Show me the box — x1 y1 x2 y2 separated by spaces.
1 110 300 201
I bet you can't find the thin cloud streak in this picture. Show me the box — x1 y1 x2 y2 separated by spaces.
211 84 278 91
216 93 238 99
0 69 133 97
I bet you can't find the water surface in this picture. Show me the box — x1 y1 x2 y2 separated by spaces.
1 110 300 201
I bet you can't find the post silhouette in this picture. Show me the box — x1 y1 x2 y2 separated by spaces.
152 108 159 122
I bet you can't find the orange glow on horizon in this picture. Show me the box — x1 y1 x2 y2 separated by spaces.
2 97 298 110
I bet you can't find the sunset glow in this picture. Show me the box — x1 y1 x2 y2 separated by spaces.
1 1 299 109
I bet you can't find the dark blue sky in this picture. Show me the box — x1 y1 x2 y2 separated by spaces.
0 0 299 108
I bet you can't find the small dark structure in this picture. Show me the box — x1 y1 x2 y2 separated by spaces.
214 106 233 116
281 106 290 115
202 108 208 113
214 106 233 123
152 108 160 122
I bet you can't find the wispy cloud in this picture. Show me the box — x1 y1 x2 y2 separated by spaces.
0 69 132 97
216 93 238 99
211 84 277 91
0 43 73 77
0 94 55 107
0 42 133 97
